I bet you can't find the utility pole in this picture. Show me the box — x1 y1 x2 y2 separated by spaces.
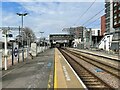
4 30 8 70
17 13 28 62
18 26 20 63
2 27 10 70
89 28 92 50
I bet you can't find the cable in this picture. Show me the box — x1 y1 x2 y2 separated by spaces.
82 8 105 26
85 7 114 28
89 22 101 28
85 16 100 27
73 0 97 26
82 2 113 26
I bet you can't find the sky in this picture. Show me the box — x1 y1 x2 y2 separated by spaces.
0 0 105 40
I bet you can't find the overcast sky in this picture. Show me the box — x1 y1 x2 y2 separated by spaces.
1 0 105 39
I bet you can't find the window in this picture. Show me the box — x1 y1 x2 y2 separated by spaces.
114 10 117 13
119 6 120 10
114 21 117 25
118 20 120 24
114 15 117 19
114 3 117 7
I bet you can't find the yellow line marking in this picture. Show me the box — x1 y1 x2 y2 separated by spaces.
54 48 57 89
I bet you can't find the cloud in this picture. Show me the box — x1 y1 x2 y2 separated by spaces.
2 11 20 26
2 2 104 38
2 0 105 2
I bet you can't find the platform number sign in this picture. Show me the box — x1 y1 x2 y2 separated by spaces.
14 47 18 57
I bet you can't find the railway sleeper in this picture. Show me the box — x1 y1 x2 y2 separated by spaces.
88 85 107 88
80 72 92 76
80 74 92 76
82 79 99 82
81 77 96 79
84 81 102 85
85 81 102 83
79 72 90 74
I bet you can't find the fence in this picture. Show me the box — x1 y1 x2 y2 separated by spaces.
1 45 50 70
1 48 28 69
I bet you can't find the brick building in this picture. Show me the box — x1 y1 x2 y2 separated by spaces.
101 15 106 36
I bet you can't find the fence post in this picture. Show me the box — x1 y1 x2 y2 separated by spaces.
0 51 2 69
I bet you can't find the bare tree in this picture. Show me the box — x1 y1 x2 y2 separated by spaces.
15 27 36 46
23 27 36 44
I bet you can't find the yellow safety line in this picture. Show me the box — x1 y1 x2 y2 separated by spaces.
47 69 52 89
54 48 57 89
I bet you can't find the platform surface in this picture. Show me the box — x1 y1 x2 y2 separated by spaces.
2 49 54 89
54 48 86 89
69 48 119 60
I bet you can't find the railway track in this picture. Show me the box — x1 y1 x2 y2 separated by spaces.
59 48 119 89
65 48 120 79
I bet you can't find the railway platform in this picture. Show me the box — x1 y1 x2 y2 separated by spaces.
68 48 119 60
54 48 86 89
2 48 54 89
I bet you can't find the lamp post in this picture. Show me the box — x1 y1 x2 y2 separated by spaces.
2 27 10 70
40 32 44 52
17 13 28 62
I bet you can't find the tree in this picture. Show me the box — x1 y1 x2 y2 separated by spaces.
15 27 36 46
23 27 36 44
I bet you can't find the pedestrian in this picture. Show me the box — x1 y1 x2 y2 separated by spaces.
29 50 33 59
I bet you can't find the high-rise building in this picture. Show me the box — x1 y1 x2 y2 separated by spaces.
111 1 120 51
113 2 120 29
67 26 85 40
104 0 120 51
105 0 115 34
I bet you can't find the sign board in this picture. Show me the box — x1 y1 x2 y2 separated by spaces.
13 43 18 60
